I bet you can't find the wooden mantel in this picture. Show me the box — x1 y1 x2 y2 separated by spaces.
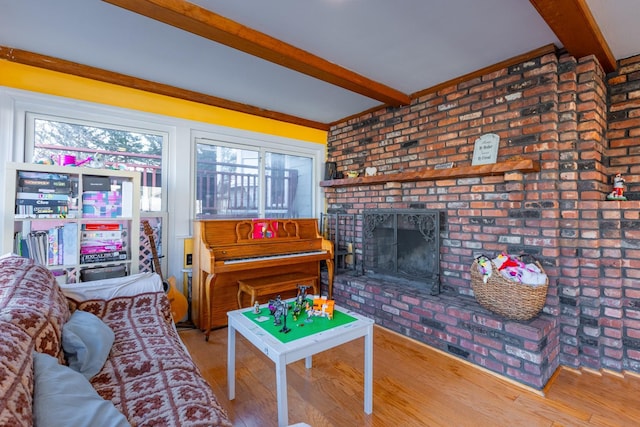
319 159 540 187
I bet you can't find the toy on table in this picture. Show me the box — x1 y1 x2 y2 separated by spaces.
268 295 291 333
306 297 335 320
291 284 311 321
268 296 283 325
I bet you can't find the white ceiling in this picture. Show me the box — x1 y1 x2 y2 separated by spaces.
1 0 639 126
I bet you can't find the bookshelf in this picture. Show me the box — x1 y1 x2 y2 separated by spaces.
3 162 141 283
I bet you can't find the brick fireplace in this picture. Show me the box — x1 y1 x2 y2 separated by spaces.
320 50 640 390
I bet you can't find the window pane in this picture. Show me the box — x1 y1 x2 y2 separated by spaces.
32 117 163 212
265 152 313 218
195 143 260 218
195 142 314 219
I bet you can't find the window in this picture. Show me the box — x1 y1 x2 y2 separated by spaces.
25 113 169 274
195 139 315 219
27 113 166 212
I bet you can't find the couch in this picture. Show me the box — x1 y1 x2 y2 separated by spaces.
0 255 231 427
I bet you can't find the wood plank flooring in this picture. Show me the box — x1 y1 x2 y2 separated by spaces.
178 325 640 427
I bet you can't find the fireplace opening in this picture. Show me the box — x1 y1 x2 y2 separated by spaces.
362 209 442 295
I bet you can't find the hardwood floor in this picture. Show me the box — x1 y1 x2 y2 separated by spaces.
179 325 640 427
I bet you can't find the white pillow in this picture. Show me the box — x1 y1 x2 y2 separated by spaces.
0 253 20 259
33 352 130 427
62 310 114 379
60 272 163 301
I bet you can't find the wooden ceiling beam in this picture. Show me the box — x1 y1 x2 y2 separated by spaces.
0 46 329 130
102 0 411 106
530 0 616 72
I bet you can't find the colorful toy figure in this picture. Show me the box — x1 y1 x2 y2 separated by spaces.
607 173 627 201
291 285 309 321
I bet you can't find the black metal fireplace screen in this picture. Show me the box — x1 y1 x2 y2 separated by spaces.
362 209 441 295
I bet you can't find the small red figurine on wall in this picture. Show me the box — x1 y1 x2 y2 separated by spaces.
607 173 627 201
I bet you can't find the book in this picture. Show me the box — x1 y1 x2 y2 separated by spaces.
27 231 48 266
121 181 133 217
16 198 69 207
18 186 70 194
80 243 124 255
15 205 69 217
47 227 61 266
82 205 123 218
80 251 127 264
83 223 123 231
18 171 70 181
252 219 278 239
62 223 78 265
81 230 123 240
16 192 70 201
82 175 111 191
18 177 70 192
82 191 123 218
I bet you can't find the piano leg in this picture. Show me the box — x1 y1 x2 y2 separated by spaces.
204 273 217 341
326 258 335 299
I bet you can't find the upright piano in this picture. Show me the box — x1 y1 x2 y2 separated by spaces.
192 218 334 339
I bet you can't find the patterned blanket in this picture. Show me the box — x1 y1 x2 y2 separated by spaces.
0 256 71 427
69 293 232 427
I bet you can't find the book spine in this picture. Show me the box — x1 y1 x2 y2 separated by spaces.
80 251 127 264
18 178 70 193
19 177 69 186
80 243 124 254
47 227 60 266
18 187 70 194
82 223 123 231
81 205 123 218
16 198 69 207
57 226 63 265
62 223 78 265
81 230 123 240
17 171 70 181
15 205 69 217
16 192 70 201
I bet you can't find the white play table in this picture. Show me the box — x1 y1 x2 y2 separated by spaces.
227 302 374 427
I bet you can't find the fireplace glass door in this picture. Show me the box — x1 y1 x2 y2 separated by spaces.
363 210 441 294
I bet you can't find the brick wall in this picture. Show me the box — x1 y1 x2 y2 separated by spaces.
323 51 640 386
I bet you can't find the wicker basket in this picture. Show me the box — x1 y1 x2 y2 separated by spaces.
470 256 548 321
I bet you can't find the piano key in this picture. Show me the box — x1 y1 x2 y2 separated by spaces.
224 250 327 265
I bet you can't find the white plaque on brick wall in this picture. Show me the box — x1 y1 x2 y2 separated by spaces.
472 133 500 165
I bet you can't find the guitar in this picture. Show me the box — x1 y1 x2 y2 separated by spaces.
142 220 188 322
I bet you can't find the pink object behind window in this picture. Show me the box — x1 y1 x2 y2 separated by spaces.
57 154 76 166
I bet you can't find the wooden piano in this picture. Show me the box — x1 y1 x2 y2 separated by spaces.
192 218 334 339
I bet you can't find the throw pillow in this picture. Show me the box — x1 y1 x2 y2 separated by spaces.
32 352 130 427
59 272 163 301
62 310 114 379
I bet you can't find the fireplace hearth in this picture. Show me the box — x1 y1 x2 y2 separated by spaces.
362 209 442 295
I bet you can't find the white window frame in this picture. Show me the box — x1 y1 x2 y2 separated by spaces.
192 130 324 220
24 111 170 212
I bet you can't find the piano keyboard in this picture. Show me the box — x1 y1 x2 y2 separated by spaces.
224 250 328 265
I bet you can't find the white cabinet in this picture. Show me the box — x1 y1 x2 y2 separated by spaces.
3 162 140 283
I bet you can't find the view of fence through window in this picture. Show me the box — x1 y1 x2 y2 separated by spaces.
32 117 163 212
195 142 313 219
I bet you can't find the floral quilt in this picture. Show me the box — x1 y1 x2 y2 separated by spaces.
0 256 71 427
70 293 232 427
